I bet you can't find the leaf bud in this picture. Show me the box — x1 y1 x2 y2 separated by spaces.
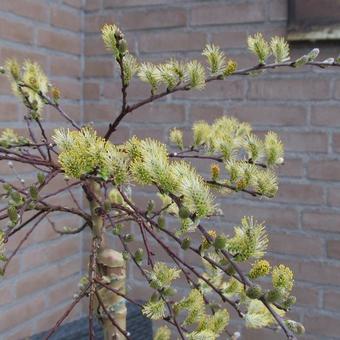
51 86 61 103
134 248 144 264
29 186 38 200
210 163 220 181
122 251 130 261
283 295 296 309
181 237 191 250
7 206 18 224
157 216 166 228
112 224 122 236
266 288 283 303
37 172 45 184
307 48 319 61
163 287 176 297
178 206 191 219
285 320 305 335
293 55 309 68
147 200 155 214
214 235 226 250
246 284 263 299
118 40 128 55
123 233 134 242
225 264 236 276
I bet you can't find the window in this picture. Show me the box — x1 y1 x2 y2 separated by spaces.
287 0 340 41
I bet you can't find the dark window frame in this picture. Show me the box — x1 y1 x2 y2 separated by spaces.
287 0 340 41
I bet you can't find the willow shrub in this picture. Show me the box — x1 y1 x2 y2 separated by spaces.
0 25 339 340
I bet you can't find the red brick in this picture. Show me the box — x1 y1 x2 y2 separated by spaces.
229 104 307 126
131 126 166 142
303 210 340 232
15 256 81 298
328 187 340 207
120 8 187 30
311 105 340 127
126 103 185 123
0 295 45 333
84 103 118 122
269 0 288 21
335 80 340 99
308 159 340 181
84 13 120 33
52 79 82 101
85 0 102 11
327 240 340 259
279 131 328 153
103 81 150 100
84 82 100 100
85 35 109 56
269 232 324 257
139 31 207 53
0 101 19 121
221 203 299 229
0 284 15 307
0 17 33 44
63 0 83 9
22 237 81 271
104 0 168 7
304 314 340 338
51 6 81 32
332 132 340 153
1 46 47 69
189 104 224 123
47 276 79 306
35 303 81 333
293 285 319 307
6 324 35 340
84 59 114 77
47 103 82 122
37 28 81 55
274 182 325 205
324 289 340 311
278 158 305 178
210 31 248 49
49 55 81 78
0 0 48 22
191 3 265 26
249 79 332 100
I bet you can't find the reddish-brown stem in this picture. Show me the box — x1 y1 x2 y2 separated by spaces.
104 60 340 140
43 284 90 340
2 212 48 274
95 290 131 340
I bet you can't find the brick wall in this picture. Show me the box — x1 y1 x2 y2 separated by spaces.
0 1 85 339
1 0 340 339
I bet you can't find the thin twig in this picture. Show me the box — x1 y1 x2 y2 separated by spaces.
95 290 131 340
43 284 90 340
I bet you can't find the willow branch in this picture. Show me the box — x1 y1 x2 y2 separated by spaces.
2 212 48 274
95 290 131 340
43 284 90 340
104 60 340 139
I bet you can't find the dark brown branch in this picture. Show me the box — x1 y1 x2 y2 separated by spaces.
95 290 131 340
104 55 128 140
43 284 90 340
95 279 142 308
2 212 48 274
103 60 340 140
206 179 261 197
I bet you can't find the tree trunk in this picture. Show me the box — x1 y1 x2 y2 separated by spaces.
89 181 127 340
